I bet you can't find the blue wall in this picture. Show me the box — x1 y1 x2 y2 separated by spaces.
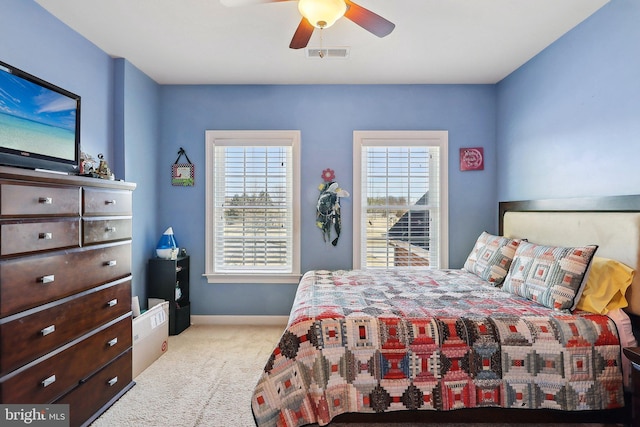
2 0 115 168
158 84 497 315
2 1 159 302
496 0 640 201
115 59 161 306
7 0 637 316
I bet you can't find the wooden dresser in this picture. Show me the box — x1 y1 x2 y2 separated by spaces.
0 166 136 427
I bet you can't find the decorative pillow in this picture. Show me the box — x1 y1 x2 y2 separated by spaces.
463 232 522 286
502 241 598 311
576 257 635 314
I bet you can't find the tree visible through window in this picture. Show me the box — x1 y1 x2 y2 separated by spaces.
353 131 448 269
204 131 301 284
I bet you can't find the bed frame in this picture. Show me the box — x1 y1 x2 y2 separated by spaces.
331 194 640 426
499 194 640 318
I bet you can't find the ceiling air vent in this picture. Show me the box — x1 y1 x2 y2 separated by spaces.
305 47 350 59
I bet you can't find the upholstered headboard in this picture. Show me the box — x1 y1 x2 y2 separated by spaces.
499 195 640 316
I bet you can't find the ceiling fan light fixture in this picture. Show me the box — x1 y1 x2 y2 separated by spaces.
298 0 347 29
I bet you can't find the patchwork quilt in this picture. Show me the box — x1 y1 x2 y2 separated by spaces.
251 269 625 427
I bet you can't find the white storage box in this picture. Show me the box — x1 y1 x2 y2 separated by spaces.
132 301 169 378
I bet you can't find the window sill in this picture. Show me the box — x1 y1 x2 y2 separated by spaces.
204 273 302 284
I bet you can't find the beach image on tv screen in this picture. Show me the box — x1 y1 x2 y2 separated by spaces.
0 69 76 162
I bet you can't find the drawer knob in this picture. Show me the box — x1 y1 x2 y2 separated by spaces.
107 299 118 307
105 200 117 205
105 226 117 233
39 275 55 284
42 375 56 388
107 376 118 387
105 260 117 267
39 232 53 240
41 325 56 336
38 197 53 205
108 337 118 347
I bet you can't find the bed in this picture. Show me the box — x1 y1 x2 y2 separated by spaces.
252 194 640 426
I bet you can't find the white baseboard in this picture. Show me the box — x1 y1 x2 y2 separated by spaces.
190 315 288 326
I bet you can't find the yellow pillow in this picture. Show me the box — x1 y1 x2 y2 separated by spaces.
576 257 635 314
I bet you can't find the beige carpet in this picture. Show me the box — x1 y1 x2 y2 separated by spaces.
90 324 626 427
91 324 284 427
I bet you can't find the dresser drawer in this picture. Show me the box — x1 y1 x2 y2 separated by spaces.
56 349 132 427
1 218 80 256
0 280 131 376
0 182 80 217
0 243 132 317
0 315 132 404
83 188 132 216
83 218 132 245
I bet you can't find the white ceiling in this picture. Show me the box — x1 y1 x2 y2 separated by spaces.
35 0 609 85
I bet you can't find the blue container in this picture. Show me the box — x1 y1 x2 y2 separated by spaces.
156 227 178 259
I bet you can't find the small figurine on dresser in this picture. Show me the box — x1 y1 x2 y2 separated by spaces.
80 151 96 175
81 152 115 180
96 153 115 180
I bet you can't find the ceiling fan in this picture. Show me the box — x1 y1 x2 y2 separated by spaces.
221 0 395 49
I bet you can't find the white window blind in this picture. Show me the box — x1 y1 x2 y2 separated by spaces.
353 131 448 269
205 131 300 283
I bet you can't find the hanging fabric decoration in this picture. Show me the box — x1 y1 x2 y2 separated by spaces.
172 147 195 186
316 168 350 246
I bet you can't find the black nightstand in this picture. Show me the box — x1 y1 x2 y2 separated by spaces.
623 347 640 426
147 256 191 335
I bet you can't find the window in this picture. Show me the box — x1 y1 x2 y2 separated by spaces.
205 130 301 283
353 131 448 269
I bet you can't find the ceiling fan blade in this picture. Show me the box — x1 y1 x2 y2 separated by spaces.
220 0 291 7
344 0 395 38
290 18 315 49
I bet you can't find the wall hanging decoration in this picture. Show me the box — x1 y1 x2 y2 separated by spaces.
316 168 350 246
459 147 484 171
172 147 195 186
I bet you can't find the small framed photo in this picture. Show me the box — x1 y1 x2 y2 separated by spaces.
172 163 194 186
460 147 484 171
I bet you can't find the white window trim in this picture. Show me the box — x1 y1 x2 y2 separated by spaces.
204 130 301 284
352 130 449 269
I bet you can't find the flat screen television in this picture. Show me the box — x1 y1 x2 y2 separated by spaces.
0 60 80 174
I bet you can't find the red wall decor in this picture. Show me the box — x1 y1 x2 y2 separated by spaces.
459 147 484 171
